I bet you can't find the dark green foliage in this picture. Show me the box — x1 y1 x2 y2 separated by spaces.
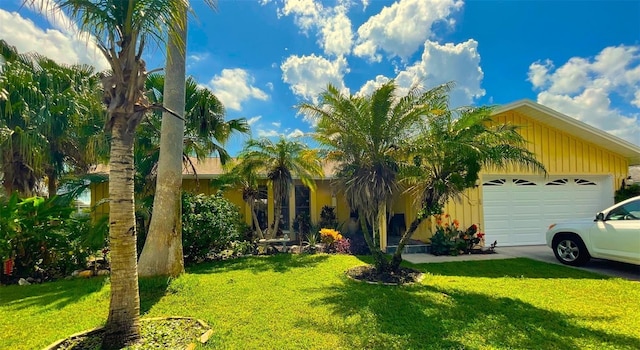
429 230 458 256
293 212 312 242
318 205 338 229
615 183 640 203
181 192 245 264
0 193 107 281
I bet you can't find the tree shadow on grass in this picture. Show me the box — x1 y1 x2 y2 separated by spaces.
303 279 639 349
139 276 172 314
0 276 108 311
187 253 330 275
404 257 613 280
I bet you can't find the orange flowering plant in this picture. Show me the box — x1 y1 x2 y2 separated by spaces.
430 214 485 256
319 228 343 245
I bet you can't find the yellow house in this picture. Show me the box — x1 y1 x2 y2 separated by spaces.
91 100 640 251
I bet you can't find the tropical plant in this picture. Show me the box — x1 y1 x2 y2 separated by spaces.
300 81 545 273
0 40 107 197
236 137 323 239
393 105 545 270
0 193 108 281
299 81 450 272
318 205 338 229
138 73 247 276
24 0 196 347
181 192 244 264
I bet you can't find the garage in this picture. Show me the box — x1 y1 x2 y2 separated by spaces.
482 175 613 246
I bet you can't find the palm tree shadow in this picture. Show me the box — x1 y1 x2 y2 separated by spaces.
0 276 108 311
187 254 330 275
303 279 638 349
406 257 614 280
139 276 173 314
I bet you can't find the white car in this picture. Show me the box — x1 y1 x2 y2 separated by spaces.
545 195 640 266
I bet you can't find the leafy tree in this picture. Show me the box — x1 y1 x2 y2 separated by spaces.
237 137 323 239
136 73 249 274
299 81 447 271
0 40 107 197
300 81 545 273
393 105 545 270
25 0 193 347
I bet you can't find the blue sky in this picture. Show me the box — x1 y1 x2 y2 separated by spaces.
1 0 639 154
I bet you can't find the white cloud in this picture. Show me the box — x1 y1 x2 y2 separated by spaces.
287 129 305 138
247 116 263 126
276 0 353 57
272 122 282 128
266 82 274 91
357 39 485 107
353 0 463 62
528 45 640 146
0 9 109 71
257 129 280 137
281 54 350 103
206 68 269 111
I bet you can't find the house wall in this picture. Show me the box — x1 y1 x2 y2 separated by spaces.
434 110 629 243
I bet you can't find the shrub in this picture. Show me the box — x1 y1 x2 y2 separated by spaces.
429 214 484 256
615 183 640 203
319 205 338 229
182 192 244 264
0 194 107 282
334 238 351 254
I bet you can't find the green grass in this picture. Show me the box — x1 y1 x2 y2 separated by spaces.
1 255 639 349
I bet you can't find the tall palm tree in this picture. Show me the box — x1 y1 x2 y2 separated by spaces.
25 0 193 347
137 16 187 278
0 40 107 197
138 74 249 276
391 106 545 270
237 137 323 239
299 81 449 271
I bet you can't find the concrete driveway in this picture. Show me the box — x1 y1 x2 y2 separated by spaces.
403 245 640 281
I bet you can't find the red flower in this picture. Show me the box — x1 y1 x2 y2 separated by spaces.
477 232 485 238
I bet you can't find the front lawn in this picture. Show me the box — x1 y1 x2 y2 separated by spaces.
1 255 638 349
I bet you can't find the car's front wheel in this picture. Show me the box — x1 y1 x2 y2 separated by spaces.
552 234 590 266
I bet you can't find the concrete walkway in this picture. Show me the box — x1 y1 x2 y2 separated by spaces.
403 245 640 281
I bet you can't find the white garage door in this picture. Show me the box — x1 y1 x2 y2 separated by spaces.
482 176 613 246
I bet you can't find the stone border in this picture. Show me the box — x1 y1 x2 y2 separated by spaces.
344 265 425 286
44 316 212 350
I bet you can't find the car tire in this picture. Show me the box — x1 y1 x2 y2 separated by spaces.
552 234 590 266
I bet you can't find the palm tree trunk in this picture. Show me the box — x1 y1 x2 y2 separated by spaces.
103 116 141 349
390 216 425 271
138 16 187 278
272 202 281 239
359 215 389 272
250 204 265 239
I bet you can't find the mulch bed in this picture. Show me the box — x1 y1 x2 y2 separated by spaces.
346 265 424 285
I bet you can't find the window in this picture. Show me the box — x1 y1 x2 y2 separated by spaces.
279 191 290 231
295 185 310 219
254 185 268 230
606 200 640 221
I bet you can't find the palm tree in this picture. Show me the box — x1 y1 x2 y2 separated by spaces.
391 106 546 270
299 81 449 271
0 40 107 197
237 137 323 239
213 161 266 239
25 0 194 347
137 17 187 278
138 73 249 276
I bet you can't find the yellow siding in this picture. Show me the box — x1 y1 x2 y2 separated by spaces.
90 182 109 220
314 180 334 224
435 110 629 241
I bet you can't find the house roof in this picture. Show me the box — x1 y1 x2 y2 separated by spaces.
91 100 640 178
493 99 640 165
